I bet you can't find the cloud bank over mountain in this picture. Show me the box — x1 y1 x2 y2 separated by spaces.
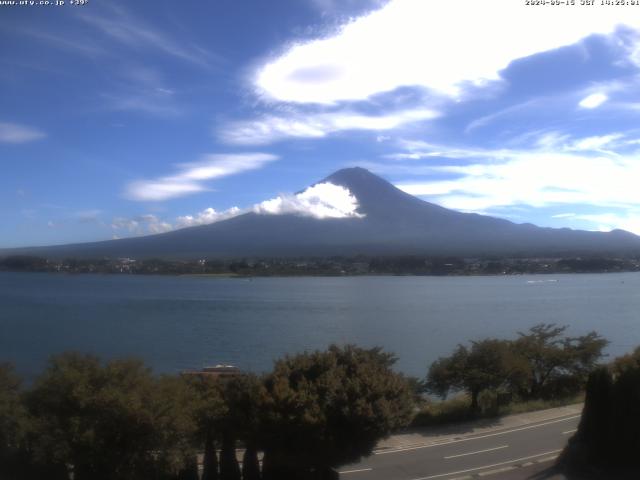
253 182 364 219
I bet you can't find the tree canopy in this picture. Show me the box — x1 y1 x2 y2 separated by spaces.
0 363 29 479
25 353 198 480
426 339 520 410
261 344 414 478
426 324 608 410
514 324 608 398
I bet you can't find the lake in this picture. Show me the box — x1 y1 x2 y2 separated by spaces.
1 271 639 380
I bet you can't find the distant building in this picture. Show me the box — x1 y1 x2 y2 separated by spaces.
181 364 242 379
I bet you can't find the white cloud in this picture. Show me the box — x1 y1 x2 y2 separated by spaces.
569 134 622 152
136 215 173 233
255 0 640 104
125 153 278 201
551 213 576 219
111 214 172 235
220 108 438 145
111 217 140 233
309 0 386 15
176 207 242 228
575 212 640 234
148 221 173 234
253 182 364 219
392 132 640 216
398 152 640 211
110 182 363 239
578 92 608 109
125 180 205 202
0 122 46 144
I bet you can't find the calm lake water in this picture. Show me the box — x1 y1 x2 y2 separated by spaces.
1 271 639 380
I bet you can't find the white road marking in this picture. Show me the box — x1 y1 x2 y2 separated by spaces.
444 445 508 459
477 466 513 477
409 449 562 480
376 415 580 455
338 468 373 474
562 429 577 435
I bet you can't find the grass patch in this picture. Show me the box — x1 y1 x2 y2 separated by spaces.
498 393 584 416
410 392 584 428
411 395 475 427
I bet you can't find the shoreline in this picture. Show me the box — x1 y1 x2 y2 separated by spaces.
2 269 639 279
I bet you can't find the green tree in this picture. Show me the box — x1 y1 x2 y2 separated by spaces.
611 345 640 376
218 374 265 480
189 373 265 480
260 345 414 479
426 339 518 411
25 353 196 480
0 363 31 479
152 375 200 478
189 376 226 480
514 324 607 398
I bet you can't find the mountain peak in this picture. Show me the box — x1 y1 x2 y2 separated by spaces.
322 167 383 188
319 166 444 219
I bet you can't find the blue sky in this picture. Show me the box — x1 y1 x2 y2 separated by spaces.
3 0 640 247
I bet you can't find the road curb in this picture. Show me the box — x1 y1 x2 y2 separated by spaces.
375 404 583 454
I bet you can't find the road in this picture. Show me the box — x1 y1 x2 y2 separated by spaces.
339 413 580 480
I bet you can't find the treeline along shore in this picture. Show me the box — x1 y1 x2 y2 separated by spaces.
2 254 640 276
1 324 639 479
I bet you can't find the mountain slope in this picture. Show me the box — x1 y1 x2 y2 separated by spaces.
3 167 640 259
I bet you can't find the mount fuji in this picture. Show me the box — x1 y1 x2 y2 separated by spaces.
3 167 640 259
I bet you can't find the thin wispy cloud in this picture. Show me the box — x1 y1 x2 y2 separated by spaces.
220 108 438 145
465 99 539 133
0 122 46 144
15 28 106 58
75 210 103 224
254 0 640 104
466 79 640 136
75 3 220 69
97 64 185 116
111 214 172 235
101 91 184 117
125 153 278 202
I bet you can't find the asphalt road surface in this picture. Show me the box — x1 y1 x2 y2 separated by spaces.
339 413 580 480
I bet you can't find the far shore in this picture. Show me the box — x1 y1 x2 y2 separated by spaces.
2 254 640 277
